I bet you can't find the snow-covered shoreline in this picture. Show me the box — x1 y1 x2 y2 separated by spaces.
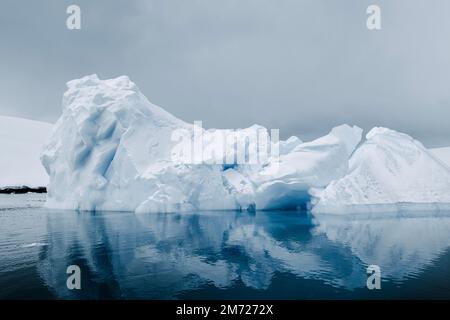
0 115 52 189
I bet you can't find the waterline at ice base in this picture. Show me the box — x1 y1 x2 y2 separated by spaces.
41 75 450 214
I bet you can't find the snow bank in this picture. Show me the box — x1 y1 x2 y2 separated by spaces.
430 147 450 168
42 75 362 212
0 115 52 188
312 128 450 214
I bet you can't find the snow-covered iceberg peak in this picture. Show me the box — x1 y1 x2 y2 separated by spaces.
42 75 363 213
312 127 450 214
41 75 188 211
62 74 185 128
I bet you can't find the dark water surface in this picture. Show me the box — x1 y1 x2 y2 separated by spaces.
1 194 450 300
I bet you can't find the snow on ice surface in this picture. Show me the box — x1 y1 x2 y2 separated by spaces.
312 128 450 214
42 75 363 213
0 116 52 188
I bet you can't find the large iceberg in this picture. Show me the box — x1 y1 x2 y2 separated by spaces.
41 75 362 212
42 75 450 214
312 128 450 214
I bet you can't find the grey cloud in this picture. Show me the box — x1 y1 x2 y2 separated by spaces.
0 0 449 146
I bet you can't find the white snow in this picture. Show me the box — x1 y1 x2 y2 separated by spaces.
0 115 52 188
430 147 450 168
42 75 362 212
312 128 450 214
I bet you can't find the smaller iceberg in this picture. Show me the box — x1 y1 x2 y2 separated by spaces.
312 127 450 214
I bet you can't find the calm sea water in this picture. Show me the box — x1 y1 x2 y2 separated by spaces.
1 193 450 300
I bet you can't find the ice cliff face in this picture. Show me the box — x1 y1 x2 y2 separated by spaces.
41 75 362 212
312 128 450 214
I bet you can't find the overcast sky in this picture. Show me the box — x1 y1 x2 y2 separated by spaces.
0 0 449 146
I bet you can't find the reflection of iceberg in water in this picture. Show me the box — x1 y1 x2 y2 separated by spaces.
36 210 450 299
314 213 450 283
135 213 336 292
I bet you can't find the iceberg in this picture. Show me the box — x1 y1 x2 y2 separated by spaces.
42 75 362 212
0 115 52 189
43 75 449 214
312 128 450 214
